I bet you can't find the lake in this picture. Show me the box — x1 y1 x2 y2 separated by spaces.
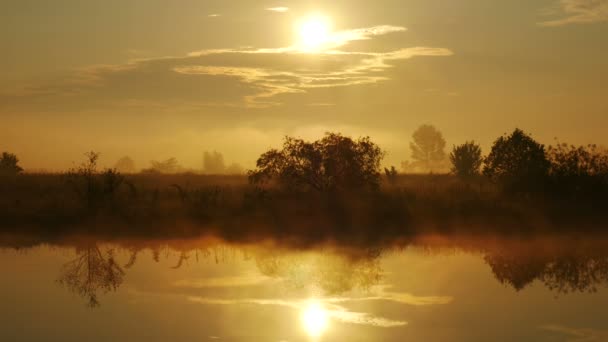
1 233 607 341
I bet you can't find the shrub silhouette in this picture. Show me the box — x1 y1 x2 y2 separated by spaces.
249 132 384 192
450 141 482 180
65 151 125 210
0 152 24 176
547 143 608 196
483 129 550 193
410 124 447 173
384 166 399 185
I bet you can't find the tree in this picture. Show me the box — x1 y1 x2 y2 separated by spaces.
450 141 482 180
0 152 24 175
203 151 226 174
249 132 384 192
114 156 136 173
146 157 180 173
483 129 550 193
410 125 447 173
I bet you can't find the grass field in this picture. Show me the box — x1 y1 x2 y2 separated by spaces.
1 173 607 245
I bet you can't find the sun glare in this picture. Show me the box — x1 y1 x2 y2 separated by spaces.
301 301 329 338
298 15 332 51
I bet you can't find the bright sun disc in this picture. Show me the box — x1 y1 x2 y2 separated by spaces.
298 16 331 50
301 301 329 337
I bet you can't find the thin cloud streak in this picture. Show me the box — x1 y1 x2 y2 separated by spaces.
266 7 289 13
176 46 452 107
540 324 608 341
187 296 408 327
539 0 608 26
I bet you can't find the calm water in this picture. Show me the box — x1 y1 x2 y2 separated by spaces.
1 234 607 341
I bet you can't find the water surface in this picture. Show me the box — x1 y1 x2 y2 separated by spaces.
1 234 607 341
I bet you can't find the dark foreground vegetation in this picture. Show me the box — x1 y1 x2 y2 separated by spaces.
2 129 608 240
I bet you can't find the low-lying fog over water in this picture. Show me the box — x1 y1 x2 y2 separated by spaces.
1 233 607 341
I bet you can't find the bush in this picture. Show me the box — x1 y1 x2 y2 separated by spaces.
0 152 24 176
450 141 482 180
249 132 384 192
65 151 125 210
547 143 608 196
483 129 550 193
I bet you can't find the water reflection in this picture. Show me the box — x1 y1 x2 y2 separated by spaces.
3 232 608 308
57 244 125 307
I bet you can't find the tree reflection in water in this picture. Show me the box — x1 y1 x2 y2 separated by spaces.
57 245 125 307
253 247 383 294
487 252 608 293
3 233 608 306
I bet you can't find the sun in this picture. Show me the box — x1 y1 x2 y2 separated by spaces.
298 15 332 51
301 301 329 338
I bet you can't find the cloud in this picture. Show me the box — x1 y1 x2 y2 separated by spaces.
539 0 608 26
187 296 408 327
266 7 289 13
175 46 452 107
540 325 608 341
0 24 452 110
208 14 221 18
184 286 450 328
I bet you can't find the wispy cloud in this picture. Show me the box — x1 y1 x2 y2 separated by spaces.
540 324 608 341
266 7 289 13
177 44 452 107
0 24 452 110
539 0 608 26
208 14 221 18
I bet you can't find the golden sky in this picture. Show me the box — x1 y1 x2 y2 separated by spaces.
1 0 607 170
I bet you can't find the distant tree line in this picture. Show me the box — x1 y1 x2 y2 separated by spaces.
3 127 608 198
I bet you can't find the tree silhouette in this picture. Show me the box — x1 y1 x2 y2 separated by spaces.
547 143 608 196
249 132 384 192
483 128 550 193
450 141 482 180
0 152 24 176
410 125 447 173
114 156 136 173
203 151 226 174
